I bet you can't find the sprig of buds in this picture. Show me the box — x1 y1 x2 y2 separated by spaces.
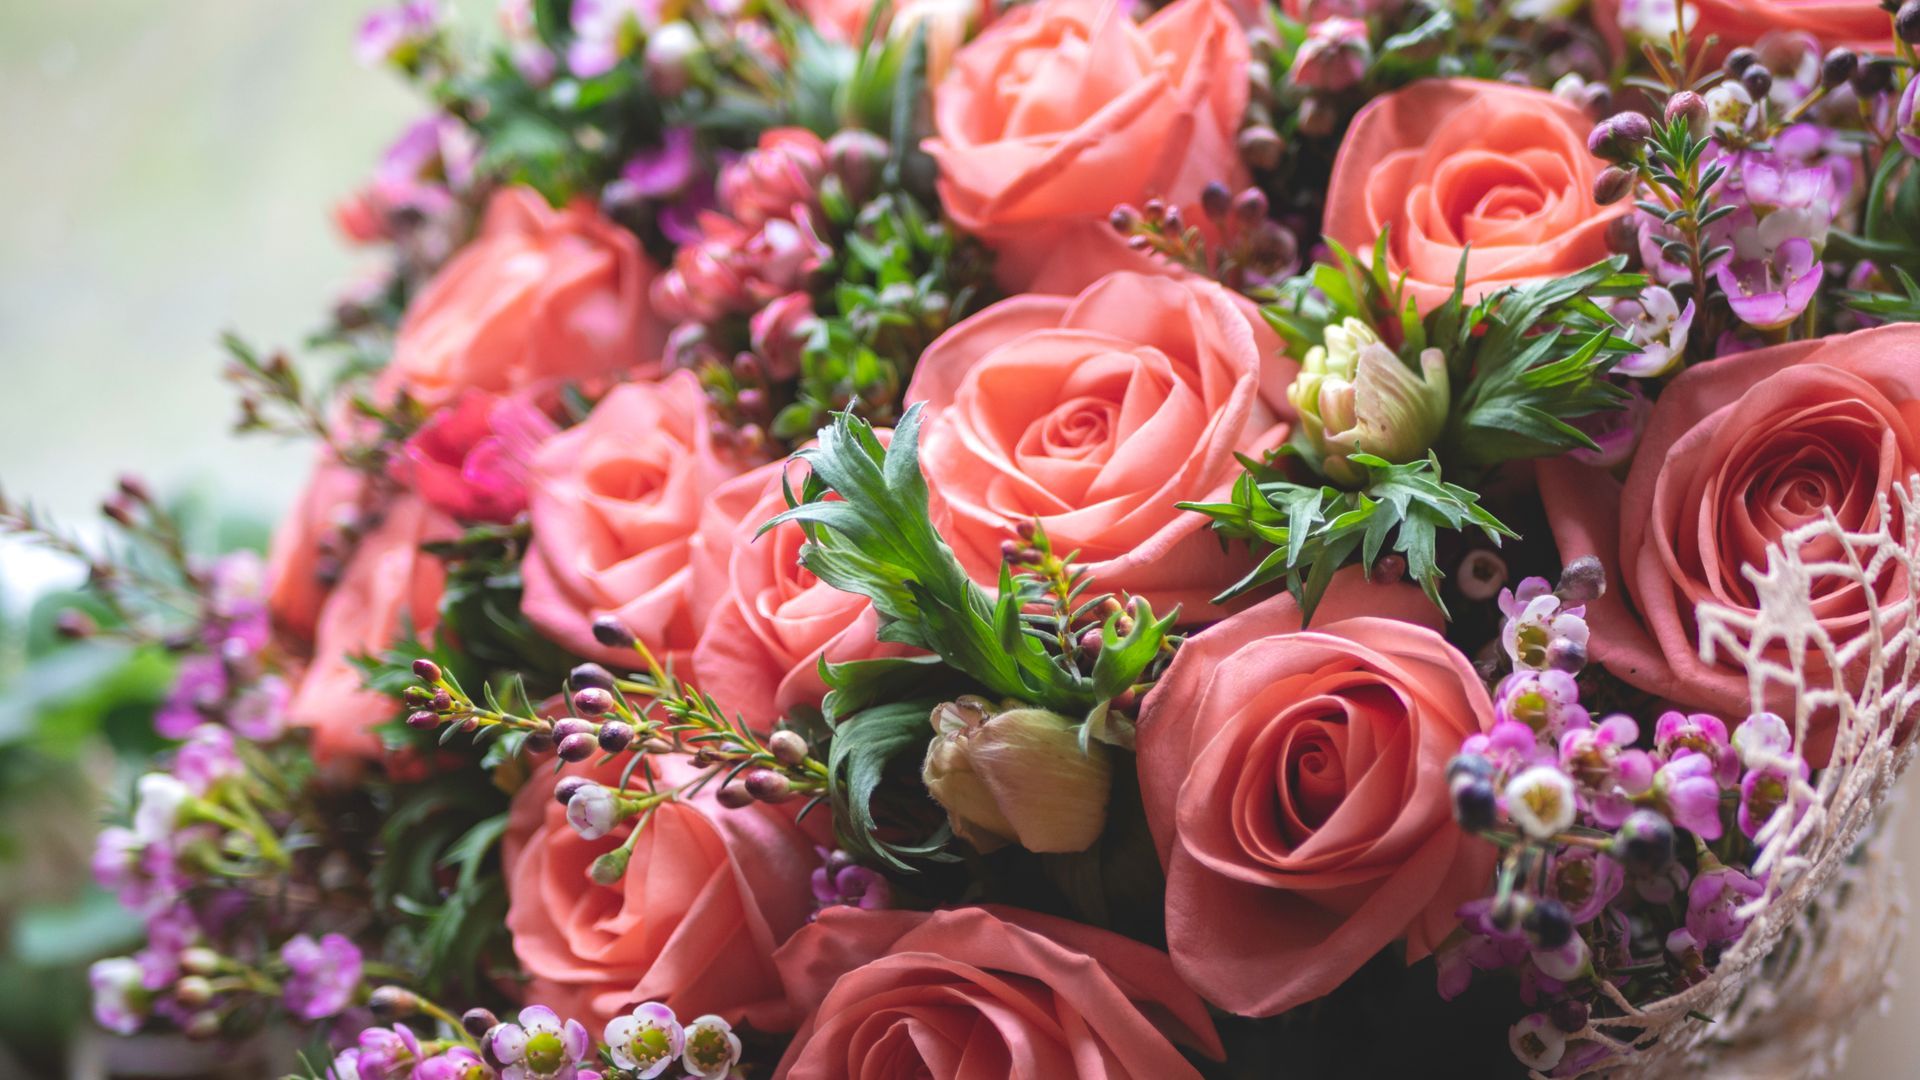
1108 185 1299 294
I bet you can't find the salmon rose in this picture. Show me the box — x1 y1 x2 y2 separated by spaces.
1594 0 1894 57
772 906 1222 1079
905 271 1292 618
520 373 743 668
1136 571 1496 1016
379 187 665 409
1323 78 1630 310
926 0 1248 293
1539 324 1920 763
503 754 829 1033
266 455 369 644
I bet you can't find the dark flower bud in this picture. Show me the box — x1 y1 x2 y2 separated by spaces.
826 128 890 203
1852 58 1894 98
369 985 420 1020
554 774 594 807
591 616 636 649
1612 809 1675 873
430 689 452 712
1664 90 1708 136
462 1008 499 1038
556 732 597 762
1238 125 1284 171
1523 898 1575 950
744 767 793 802
1078 627 1105 656
1490 892 1531 934
1450 776 1498 831
1587 112 1651 163
1200 180 1232 220
569 662 616 691
411 658 441 682
1555 555 1607 605
1545 637 1588 674
1447 753 1496 785
1740 66 1773 100
1592 165 1635 206
406 710 440 730
553 717 594 741
523 728 556 755
1230 187 1270 229
1900 0 1920 46
597 720 635 753
769 729 810 767
716 780 756 809
1724 47 1760 76
573 687 615 716
54 609 97 639
1820 48 1858 89
116 474 153 504
1550 997 1590 1033
1109 205 1138 234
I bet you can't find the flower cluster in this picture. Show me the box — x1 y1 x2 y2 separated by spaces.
1438 561 1816 1074
322 1000 741 1080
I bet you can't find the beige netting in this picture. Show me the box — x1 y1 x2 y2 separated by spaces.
1547 478 1920 1079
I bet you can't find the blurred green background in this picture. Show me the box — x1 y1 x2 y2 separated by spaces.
0 2 1912 1078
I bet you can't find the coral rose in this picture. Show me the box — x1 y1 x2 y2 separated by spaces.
905 271 1292 618
1323 78 1630 310
772 905 1223 1079
503 754 828 1033
266 455 369 644
379 186 664 409
1136 570 1497 1016
925 0 1248 293
1539 324 1920 764
690 457 903 730
286 494 455 761
1594 0 1893 57
394 391 558 524
521 373 743 667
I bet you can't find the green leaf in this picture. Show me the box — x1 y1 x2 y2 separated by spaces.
827 700 955 871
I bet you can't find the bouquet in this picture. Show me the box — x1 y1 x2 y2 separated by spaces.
13 0 1920 1075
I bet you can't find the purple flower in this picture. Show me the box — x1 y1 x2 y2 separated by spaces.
1899 77 1920 159
89 957 149 1035
605 1002 683 1078
327 1048 364 1080
1685 863 1763 947
229 675 290 740
566 0 654 78
1654 752 1724 841
413 1047 496 1080
810 850 893 916
355 1023 423 1079
157 654 228 739
173 725 243 794
1498 578 1588 672
356 2 442 67
136 905 200 991
565 783 619 841
616 128 700 201
1558 713 1653 827
1496 669 1590 739
1717 234 1821 329
489 1006 594 1080
1653 711 1732 774
282 933 364 1021
1569 380 1650 468
1460 718 1553 774
1611 286 1694 377
1549 847 1624 924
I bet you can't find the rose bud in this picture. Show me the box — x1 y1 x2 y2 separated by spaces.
921 698 1112 854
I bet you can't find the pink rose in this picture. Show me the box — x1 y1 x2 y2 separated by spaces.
1540 324 1920 764
1136 571 1497 1016
690 457 905 730
520 373 744 667
286 494 455 761
926 0 1248 293
1322 78 1631 310
394 391 558 524
1594 0 1893 57
380 187 665 410
772 906 1222 1079
503 754 828 1033
905 271 1293 618
266 455 369 644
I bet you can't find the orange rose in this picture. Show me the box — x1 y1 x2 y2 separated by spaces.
689 458 905 730
286 494 455 761
1593 0 1893 57
1539 324 1920 764
520 373 744 668
905 271 1292 618
265 455 368 644
926 0 1248 293
1135 571 1496 1016
772 906 1223 1079
503 754 829 1033
379 187 664 410
1322 78 1630 311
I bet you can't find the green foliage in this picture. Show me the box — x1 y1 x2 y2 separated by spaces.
824 699 955 872
1835 148 1920 314
372 771 514 1002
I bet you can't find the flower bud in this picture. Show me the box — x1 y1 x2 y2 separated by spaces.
184 1011 221 1040
570 662 616 692
554 774 594 807
557 732 598 762
1612 809 1675 873
645 21 702 97
591 616 636 649
825 128 891 205
1522 897 1574 949
565 783 619 840
174 975 214 1008
1554 555 1607 605
589 846 632 885
1724 47 1760 77
1664 91 1708 137
573 687 615 716
1287 320 1451 487
1586 112 1651 163
716 780 755 809
744 768 793 802
1851 58 1894 98
462 1008 500 1037
406 710 440 730
1901 77 1920 159
180 947 222 976
411 658 441 682
597 719 635 753
54 609 98 639
1592 166 1635 206
1900 0 1920 45
769 729 810 767
1739 66 1772 100
553 717 594 741
922 699 1111 853
1820 48 1857 89
1288 17 1371 94
1238 125 1284 171
1199 180 1232 221
369 985 420 1020
1451 776 1497 831
1550 997 1590 1033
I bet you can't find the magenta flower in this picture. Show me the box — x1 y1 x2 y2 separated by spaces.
413 1047 496 1080
173 725 243 794
1611 286 1693 377
354 1023 423 1079
1460 718 1553 774
1654 752 1724 842
614 128 700 202
566 0 653 78
1653 711 1732 774
489 1006 596 1080
1289 17 1371 93
228 675 290 741
1496 669 1590 739
1558 714 1652 827
397 392 556 524
156 654 228 739
749 292 818 382
1900 77 1920 159
1717 234 1820 330
1569 379 1650 468
811 850 893 916
718 129 828 229
1549 847 1624 924
281 933 364 1021
1497 578 1588 672
89 957 149 1035
355 2 442 67
1685 864 1763 947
